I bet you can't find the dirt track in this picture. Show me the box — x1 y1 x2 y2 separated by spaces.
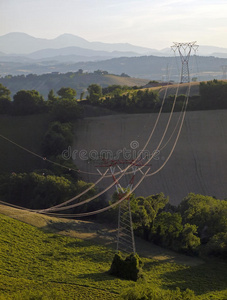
73 109 227 205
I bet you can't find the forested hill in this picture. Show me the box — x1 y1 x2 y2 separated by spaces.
0 54 227 81
0 71 149 98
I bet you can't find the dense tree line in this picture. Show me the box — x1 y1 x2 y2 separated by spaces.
199 79 227 109
0 171 102 213
86 80 227 113
130 192 227 258
108 191 227 259
0 84 82 121
0 70 133 99
1 80 227 116
87 84 160 112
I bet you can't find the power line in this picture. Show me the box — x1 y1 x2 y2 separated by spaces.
0 75 182 215
0 43 197 218
39 84 181 214
40 168 150 218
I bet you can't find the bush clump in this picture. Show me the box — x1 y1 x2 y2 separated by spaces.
109 252 143 281
122 286 196 300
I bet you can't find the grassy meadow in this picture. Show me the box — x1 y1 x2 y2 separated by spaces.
0 213 226 300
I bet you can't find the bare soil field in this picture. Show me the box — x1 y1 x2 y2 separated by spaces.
73 109 227 205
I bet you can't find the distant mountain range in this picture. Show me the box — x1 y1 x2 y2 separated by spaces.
0 33 227 80
1 32 227 58
0 32 155 56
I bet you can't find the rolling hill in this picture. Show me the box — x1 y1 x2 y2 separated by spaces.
72 109 227 205
0 203 227 299
0 80 226 205
0 72 150 98
0 54 227 82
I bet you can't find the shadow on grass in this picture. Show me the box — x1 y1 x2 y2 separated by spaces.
41 220 100 233
77 271 119 282
159 259 227 295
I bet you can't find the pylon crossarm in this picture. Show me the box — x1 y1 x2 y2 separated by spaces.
172 41 199 83
97 161 145 254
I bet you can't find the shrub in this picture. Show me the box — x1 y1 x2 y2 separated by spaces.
203 232 227 258
122 285 196 300
109 252 143 281
42 122 73 157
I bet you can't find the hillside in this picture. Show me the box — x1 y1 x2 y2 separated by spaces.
0 203 202 266
0 207 227 299
73 109 227 205
0 114 50 173
0 73 149 98
0 54 227 82
0 103 226 205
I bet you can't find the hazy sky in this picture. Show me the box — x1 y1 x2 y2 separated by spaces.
1 0 227 49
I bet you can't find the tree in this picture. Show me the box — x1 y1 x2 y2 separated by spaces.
120 73 130 77
136 89 159 109
42 122 73 157
0 83 11 114
0 172 76 209
199 80 227 110
178 193 227 240
51 98 82 122
204 232 227 258
151 212 183 248
0 83 11 100
131 193 169 240
12 90 45 115
80 91 85 101
87 84 102 104
180 223 200 253
57 87 77 100
48 89 58 102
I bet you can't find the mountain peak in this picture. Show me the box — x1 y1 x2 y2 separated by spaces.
53 33 89 43
56 33 86 39
2 32 37 39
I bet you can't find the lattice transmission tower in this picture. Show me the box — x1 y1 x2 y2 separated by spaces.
221 65 227 80
97 159 150 254
172 41 199 83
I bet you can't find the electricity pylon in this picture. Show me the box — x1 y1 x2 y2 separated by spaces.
97 159 150 254
110 166 136 254
221 65 227 80
172 42 199 83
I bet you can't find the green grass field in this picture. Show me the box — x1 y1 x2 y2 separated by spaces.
0 213 226 300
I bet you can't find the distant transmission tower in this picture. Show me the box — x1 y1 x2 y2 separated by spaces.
221 65 227 80
172 42 199 83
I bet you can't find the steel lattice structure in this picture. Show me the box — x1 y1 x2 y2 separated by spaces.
97 159 150 254
172 41 199 83
110 166 136 254
221 65 227 80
